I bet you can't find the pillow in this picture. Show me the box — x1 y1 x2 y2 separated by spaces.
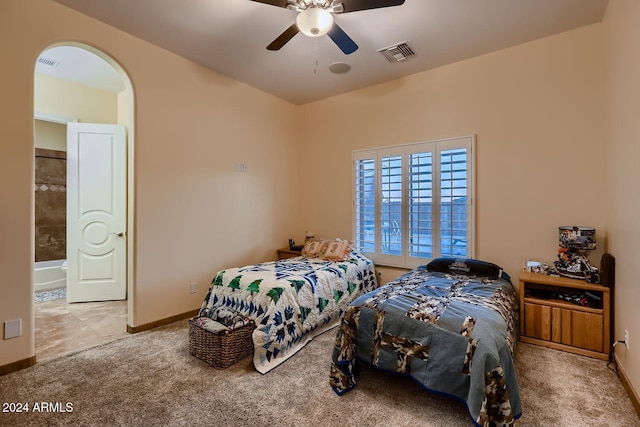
322 239 354 262
425 257 504 279
301 239 329 258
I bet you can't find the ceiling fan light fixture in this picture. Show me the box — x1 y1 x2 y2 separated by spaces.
296 7 334 37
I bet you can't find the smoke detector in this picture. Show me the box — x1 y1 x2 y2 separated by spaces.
329 62 351 74
378 41 415 62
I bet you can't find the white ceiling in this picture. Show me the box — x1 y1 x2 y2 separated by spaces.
48 0 608 104
36 45 125 93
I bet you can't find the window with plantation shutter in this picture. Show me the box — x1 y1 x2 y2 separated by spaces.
409 150 433 259
353 136 474 268
380 154 402 256
354 157 375 254
440 148 469 257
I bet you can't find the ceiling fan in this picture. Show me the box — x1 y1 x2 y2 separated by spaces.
250 0 405 55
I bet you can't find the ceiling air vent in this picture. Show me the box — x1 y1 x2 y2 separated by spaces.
37 56 60 68
378 41 415 62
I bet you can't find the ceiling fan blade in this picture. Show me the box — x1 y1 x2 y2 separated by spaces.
267 23 300 50
341 0 405 13
249 0 290 8
327 23 358 55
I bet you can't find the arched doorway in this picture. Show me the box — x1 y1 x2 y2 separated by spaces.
32 43 135 360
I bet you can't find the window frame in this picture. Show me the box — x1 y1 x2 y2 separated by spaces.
352 135 475 268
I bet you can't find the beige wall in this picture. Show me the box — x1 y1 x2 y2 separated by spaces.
603 0 640 404
0 0 300 367
34 71 121 151
298 23 607 283
35 73 118 124
34 120 66 151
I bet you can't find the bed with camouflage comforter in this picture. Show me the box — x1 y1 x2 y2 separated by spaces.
330 258 522 427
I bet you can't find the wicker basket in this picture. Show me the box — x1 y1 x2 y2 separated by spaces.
188 319 255 369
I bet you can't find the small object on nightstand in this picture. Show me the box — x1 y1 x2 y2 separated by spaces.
523 259 550 274
288 239 304 252
553 226 600 283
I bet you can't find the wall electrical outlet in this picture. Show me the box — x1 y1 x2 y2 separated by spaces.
624 329 630 349
190 282 198 294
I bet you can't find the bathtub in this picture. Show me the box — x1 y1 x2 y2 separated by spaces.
34 259 67 292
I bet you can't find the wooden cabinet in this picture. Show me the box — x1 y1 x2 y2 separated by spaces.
519 272 610 360
277 248 302 260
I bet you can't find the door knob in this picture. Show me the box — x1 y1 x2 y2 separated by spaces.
110 232 125 237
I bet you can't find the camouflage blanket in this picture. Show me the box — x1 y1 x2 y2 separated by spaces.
330 267 522 426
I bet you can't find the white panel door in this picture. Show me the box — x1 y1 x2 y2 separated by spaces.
67 123 127 302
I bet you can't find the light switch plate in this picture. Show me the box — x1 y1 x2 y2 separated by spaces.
4 319 21 339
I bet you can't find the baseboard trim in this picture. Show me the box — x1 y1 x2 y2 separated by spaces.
0 355 36 376
614 353 640 417
1 310 199 376
127 309 199 334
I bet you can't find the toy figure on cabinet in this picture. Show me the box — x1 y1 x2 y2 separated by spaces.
553 226 600 283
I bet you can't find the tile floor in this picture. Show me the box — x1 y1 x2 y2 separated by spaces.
35 298 128 361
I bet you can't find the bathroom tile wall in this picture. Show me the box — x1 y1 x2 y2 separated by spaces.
35 148 66 262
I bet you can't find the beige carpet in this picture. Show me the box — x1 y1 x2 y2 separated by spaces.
0 321 638 427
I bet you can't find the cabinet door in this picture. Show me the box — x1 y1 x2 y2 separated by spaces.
561 309 573 346
562 309 604 352
524 303 552 340
551 307 562 343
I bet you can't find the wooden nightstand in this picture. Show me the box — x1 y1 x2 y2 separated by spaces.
277 247 302 260
519 271 610 360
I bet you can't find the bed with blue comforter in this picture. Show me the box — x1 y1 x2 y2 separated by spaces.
330 258 522 427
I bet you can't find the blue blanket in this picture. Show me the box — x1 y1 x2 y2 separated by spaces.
330 267 521 426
